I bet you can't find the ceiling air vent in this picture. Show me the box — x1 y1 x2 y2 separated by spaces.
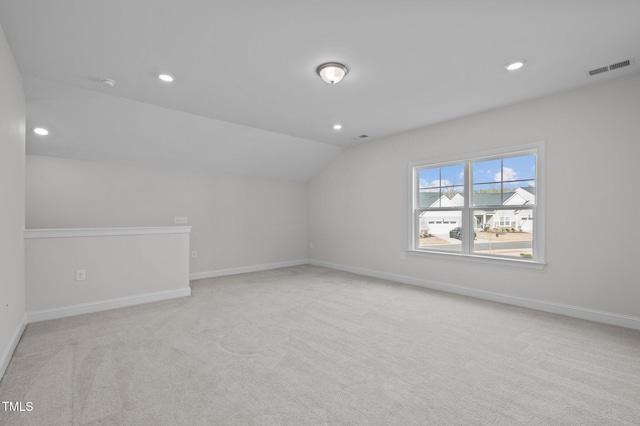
609 59 631 70
587 57 635 77
588 66 609 76
358 134 368 139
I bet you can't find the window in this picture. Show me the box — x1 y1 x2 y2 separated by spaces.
498 217 511 227
409 143 544 266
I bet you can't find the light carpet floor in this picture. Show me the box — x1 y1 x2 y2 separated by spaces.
1 265 639 425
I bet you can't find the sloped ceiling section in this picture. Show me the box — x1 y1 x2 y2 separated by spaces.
1 0 640 182
24 76 341 182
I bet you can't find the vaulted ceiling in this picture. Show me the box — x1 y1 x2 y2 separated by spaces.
1 0 639 181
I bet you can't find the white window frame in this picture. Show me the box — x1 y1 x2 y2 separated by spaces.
407 142 545 269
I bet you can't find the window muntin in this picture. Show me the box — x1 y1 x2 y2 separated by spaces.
416 162 465 253
473 154 536 204
411 146 543 264
418 164 464 207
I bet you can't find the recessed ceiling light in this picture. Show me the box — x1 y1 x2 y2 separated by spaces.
158 73 174 82
333 124 343 130
505 60 526 71
33 127 49 136
100 78 116 87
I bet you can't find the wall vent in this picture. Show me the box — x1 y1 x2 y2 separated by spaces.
587 57 635 77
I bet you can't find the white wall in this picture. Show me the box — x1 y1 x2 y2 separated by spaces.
309 72 640 321
0 23 26 377
25 228 191 320
26 156 309 276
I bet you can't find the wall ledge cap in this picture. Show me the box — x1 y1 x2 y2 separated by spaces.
25 226 192 239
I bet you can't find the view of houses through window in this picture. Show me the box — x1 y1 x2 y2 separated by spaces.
413 150 539 261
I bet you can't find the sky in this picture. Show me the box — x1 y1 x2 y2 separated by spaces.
419 154 535 191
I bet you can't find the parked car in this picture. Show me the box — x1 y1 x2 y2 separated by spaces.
449 227 462 239
449 227 476 240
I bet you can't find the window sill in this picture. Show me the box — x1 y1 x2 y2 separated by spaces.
406 249 546 270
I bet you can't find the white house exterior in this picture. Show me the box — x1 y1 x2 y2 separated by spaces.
481 187 535 232
419 187 535 235
419 193 463 234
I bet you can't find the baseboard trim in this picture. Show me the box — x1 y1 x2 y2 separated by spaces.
26 287 191 323
310 260 640 331
190 259 309 281
1 314 27 380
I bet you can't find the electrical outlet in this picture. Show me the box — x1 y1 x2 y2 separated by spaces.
174 216 188 224
309 242 314 249
75 269 86 281
399 251 406 260
191 251 198 258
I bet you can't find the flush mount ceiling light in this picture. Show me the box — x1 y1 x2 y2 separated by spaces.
33 127 49 136
505 60 526 71
333 124 343 130
316 62 348 84
158 73 175 82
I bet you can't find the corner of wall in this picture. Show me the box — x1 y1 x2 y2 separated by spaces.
0 21 27 380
